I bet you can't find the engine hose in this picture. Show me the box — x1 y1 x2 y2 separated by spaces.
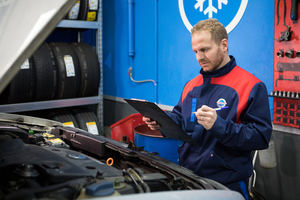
126 168 151 193
123 169 144 193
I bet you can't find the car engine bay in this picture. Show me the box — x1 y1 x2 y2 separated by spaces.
0 114 227 200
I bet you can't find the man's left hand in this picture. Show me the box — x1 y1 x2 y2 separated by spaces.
194 105 217 130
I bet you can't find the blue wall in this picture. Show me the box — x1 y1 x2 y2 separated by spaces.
103 0 274 109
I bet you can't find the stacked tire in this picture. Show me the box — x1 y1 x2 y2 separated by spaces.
73 109 102 135
71 42 100 97
49 42 81 99
48 108 102 136
66 0 99 21
0 59 35 104
0 42 100 104
33 43 57 101
49 109 79 128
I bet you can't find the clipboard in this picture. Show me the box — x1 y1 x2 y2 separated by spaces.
124 98 193 143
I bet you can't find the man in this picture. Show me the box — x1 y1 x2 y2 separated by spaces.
143 19 272 199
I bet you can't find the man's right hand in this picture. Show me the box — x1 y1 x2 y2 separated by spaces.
142 116 161 130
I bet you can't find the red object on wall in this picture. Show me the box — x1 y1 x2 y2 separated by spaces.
273 97 300 128
274 0 300 128
110 113 145 143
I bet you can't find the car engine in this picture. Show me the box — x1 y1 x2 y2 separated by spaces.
0 116 227 200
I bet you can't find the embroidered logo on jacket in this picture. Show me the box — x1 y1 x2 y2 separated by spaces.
216 98 227 108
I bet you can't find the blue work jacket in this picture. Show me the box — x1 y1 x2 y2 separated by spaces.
166 56 272 185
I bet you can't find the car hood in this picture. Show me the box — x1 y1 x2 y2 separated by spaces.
0 0 76 94
0 112 239 198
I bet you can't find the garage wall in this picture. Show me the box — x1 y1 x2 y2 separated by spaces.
103 0 274 108
102 2 300 200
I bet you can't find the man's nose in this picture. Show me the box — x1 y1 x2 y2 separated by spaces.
196 51 205 60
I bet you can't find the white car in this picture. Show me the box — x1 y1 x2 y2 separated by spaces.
0 1 244 199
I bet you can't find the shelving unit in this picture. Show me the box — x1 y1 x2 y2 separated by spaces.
0 96 101 113
0 0 103 132
57 20 100 29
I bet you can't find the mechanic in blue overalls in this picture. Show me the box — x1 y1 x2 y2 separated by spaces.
143 18 272 199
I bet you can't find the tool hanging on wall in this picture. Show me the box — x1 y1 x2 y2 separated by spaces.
291 0 298 23
274 62 300 89
275 75 300 87
277 62 300 72
276 0 293 42
273 0 300 128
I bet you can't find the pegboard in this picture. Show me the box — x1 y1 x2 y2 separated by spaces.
273 0 300 128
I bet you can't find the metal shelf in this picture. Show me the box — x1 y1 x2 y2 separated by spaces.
0 96 101 113
0 0 103 131
57 20 100 29
273 124 300 136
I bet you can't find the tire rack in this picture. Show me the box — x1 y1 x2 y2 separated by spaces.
0 1 103 133
271 0 300 129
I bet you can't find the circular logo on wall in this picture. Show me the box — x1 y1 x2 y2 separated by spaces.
178 0 248 33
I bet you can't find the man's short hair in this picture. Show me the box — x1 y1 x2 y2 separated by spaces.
191 18 228 44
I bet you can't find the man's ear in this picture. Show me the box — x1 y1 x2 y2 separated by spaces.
221 39 228 52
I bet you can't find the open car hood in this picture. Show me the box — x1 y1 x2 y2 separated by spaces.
0 0 77 94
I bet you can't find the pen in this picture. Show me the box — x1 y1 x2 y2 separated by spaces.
213 106 228 111
193 106 228 114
